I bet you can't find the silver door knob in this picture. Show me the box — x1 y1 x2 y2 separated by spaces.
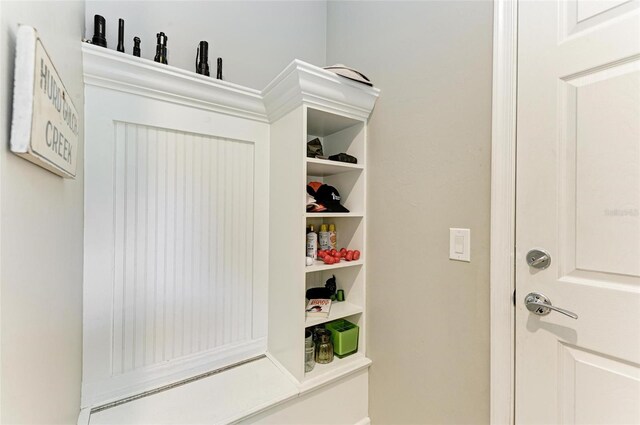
524 292 578 319
526 249 551 269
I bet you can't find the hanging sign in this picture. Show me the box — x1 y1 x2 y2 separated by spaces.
10 25 79 178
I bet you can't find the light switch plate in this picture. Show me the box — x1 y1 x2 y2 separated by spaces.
449 228 470 262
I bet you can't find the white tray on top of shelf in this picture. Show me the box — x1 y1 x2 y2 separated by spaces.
305 259 363 273
305 301 363 327
306 157 363 176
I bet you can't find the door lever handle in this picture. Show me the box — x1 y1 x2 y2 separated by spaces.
524 292 578 319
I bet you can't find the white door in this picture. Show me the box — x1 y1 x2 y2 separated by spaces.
516 0 640 423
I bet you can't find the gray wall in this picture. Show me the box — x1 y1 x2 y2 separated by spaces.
84 1 327 89
327 2 493 424
0 1 85 424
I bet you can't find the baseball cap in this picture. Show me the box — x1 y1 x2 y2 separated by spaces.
314 184 349 213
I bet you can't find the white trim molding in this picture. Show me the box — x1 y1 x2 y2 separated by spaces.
82 43 268 123
490 0 518 424
261 59 380 123
83 45 381 128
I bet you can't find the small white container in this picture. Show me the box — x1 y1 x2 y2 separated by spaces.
306 225 318 260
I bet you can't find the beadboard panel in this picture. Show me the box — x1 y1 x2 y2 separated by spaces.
83 85 269 407
110 122 255 376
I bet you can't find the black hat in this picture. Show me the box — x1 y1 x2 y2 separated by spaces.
315 185 349 213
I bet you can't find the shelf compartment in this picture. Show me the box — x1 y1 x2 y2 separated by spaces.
305 217 364 258
305 267 364 310
306 108 365 164
306 158 363 176
305 259 363 273
305 301 363 327
306 163 364 213
300 353 371 392
306 108 363 138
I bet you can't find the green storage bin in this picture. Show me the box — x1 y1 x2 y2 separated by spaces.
325 319 359 358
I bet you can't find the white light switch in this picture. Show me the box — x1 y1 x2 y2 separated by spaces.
450 228 470 262
454 235 464 253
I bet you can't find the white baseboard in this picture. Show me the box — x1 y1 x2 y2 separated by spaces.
354 417 371 425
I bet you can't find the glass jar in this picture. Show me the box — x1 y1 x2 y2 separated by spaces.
305 330 315 372
314 328 334 364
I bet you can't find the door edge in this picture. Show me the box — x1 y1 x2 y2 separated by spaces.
490 0 518 424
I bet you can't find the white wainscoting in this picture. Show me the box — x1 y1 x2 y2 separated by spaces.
82 83 269 407
110 121 256 374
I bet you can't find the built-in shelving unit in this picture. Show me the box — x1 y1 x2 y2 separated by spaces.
267 61 379 385
81 46 379 423
303 106 367 379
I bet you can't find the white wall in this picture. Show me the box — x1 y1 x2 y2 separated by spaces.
84 1 327 90
0 1 85 423
326 2 493 424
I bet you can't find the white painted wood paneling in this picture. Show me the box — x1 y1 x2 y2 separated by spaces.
562 0 638 40
577 0 630 22
572 65 639 277
83 82 269 407
109 122 255 376
559 343 640 424
267 106 306 381
241 369 369 425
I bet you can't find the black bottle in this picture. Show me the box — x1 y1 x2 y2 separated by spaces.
92 15 107 48
154 32 168 64
216 57 223 80
133 37 141 57
196 41 210 76
117 19 125 53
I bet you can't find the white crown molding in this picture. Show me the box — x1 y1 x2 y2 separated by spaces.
82 46 380 125
262 59 380 123
82 43 268 122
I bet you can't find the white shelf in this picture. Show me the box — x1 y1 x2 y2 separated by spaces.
305 301 363 327
306 157 363 176
305 212 363 218
305 259 363 273
301 354 371 392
